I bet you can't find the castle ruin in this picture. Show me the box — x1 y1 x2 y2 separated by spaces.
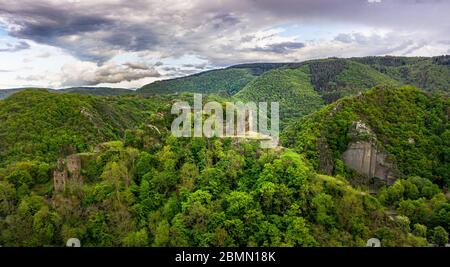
53 155 82 192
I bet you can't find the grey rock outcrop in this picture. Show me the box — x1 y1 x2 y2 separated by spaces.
342 121 396 184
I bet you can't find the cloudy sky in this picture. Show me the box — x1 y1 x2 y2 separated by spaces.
0 0 449 89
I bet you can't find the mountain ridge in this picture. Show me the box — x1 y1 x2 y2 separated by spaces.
138 55 450 97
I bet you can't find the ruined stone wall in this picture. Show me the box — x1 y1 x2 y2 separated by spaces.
66 155 81 178
53 169 68 192
53 154 83 192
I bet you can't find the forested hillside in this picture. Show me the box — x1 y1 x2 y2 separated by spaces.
234 65 324 124
139 56 449 125
0 86 449 247
57 87 134 96
0 90 171 165
0 57 449 247
0 87 135 100
307 58 400 103
281 86 450 187
352 56 450 93
139 68 258 96
139 56 449 99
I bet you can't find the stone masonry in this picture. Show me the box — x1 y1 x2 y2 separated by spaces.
53 155 82 192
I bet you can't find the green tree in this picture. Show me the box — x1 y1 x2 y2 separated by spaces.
32 206 61 245
311 193 336 228
153 220 170 247
412 224 427 238
431 226 448 247
284 217 317 247
0 181 16 216
123 228 148 247
226 191 256 217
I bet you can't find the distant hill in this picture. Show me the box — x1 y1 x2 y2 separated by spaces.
138 63 299 96
0 88 50 99
305 58 401 103
139 67 259 96
140 56 449 97
57 87 134 96
351 56 450 93
0 87 134 100
139 56 449 123
234 65 324 125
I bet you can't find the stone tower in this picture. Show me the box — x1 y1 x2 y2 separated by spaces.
53 155 83 192
53 169 68 192
66 155 82 178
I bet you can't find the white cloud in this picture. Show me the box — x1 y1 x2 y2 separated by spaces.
59 61 161 87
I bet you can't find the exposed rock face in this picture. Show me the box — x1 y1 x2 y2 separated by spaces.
342 141 395 184
342 121 396 184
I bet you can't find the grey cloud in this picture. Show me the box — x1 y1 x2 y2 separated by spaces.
0 2 157 61
210 12 241 30
168 69 199 77
0 0 448 67
334 33 355 44
161 66 201 77
177 69 199 75
124 62 153 70
182 63 208 69
0 41 30 52
16 74 45 81
61 63 161 86
401 41 427 55
334 33 386 45
36 52 51 58
369 40 414 56
240 35 254 43
333 31 427 56
250 0 450 31
162 67 177 72
253 42 305 54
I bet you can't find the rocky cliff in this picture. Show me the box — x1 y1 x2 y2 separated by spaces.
342 121 396 184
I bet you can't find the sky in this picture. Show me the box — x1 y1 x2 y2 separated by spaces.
0 0 449 89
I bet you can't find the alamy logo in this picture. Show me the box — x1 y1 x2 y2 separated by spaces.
171 94 279 148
